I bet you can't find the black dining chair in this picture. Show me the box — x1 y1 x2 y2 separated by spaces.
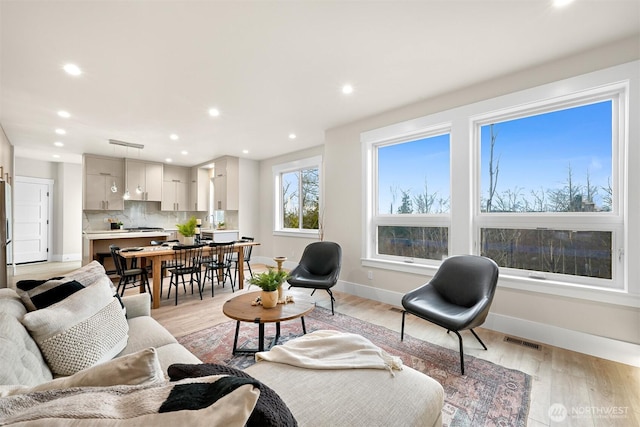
151 239 182 281
166 244 204 306
232 236 255 286
109 244 152 300
400 255 499 375
203 242 236 295
287 241 342 314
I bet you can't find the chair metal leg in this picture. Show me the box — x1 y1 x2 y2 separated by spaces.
326 289 335 315
401 311 406 341
452 330 465 375
470 328 488 350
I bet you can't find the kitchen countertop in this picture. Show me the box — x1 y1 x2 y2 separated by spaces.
83 231 171 240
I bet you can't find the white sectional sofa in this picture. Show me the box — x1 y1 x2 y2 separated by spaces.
0 262 443 426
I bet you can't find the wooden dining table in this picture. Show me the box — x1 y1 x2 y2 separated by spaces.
119 241 259 309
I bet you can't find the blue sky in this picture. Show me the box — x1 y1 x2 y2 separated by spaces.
377 100 612 213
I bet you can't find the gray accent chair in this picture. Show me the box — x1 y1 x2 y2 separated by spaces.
287 241 342 314
401 255 499 374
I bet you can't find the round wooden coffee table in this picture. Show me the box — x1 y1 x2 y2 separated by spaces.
222 291 315 354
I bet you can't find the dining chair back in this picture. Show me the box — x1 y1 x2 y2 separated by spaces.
203 241 236 295
109 244 152 299
233 236 255 285
166 244 204 306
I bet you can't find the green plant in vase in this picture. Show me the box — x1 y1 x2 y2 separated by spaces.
248 268 289 308
176 216 197 244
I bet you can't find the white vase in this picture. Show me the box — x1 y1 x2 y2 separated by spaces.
261 290 279 308
180 235 194 245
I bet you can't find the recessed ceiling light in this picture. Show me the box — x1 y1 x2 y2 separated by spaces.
170 134 179 140
242 149 249 154
181 150 188 155
165 158 173 163
208 108 220 117
52 154 60 159
57 110 71 118
63 63 82 76
55 128 66 135
342 84 354 95
289 133 296 140
53 141 64 147
553 0 574 7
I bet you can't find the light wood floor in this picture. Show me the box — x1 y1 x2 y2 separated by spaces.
10 262 640 427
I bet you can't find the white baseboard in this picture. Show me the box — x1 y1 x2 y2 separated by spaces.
51 253 82 262
333 279 640 368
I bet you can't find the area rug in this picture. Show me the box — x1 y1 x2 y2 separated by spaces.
177 306 531 427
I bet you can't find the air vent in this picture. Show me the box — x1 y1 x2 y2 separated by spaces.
504 336 541 350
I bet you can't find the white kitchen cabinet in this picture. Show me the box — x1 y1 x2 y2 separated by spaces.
84 155 125 211
125 159 162 201
162 165 190 211
213 156 238 211
189 167 210 211
213 230 239 243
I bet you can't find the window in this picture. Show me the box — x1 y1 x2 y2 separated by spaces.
273 156 321 235
362 62 634 297
366 129 451 264
475 91 624 289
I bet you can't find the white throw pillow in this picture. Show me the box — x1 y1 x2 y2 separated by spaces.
0 348 164 397
21 277 129 376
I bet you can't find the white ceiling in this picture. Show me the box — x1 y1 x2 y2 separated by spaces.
1 1 639 167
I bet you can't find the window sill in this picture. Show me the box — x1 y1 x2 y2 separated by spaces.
273 230 320 239
361 257 640 308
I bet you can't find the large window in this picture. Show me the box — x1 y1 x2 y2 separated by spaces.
363 64 632 295
273 156 321 235
475 92 624 289
368 130 450 264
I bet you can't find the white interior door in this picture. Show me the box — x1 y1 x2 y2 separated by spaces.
14 177 52 264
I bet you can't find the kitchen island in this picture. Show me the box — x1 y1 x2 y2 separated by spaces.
82 230 171 269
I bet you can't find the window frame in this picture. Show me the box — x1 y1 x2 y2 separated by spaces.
471 83 627 290
363 122 452 270
273 155 322 238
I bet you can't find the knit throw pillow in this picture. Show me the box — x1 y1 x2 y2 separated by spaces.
167 363 298 427
21 277 129 376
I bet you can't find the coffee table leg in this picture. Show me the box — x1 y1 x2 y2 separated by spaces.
301 316 307 334
258 323 265 352
233 320 241 355
275 322 281 344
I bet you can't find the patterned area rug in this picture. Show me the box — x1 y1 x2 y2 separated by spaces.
177 306 531 427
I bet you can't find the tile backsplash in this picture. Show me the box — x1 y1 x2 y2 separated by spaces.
83 201 237 231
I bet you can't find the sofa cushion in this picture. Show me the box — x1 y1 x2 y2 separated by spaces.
16 261 114 311
0 348 164 397
21 277 129 376
168 363 297 427
0 288 28 320
0 313 53 387
0 375 260 427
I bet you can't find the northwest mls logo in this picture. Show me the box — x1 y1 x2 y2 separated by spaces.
549 403 629 422
548 403 568 422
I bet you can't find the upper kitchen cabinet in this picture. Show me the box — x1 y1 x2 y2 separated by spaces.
162 165 189 211
125 159 162 201
189 167 210 212
213 156 238 211
83 155 125 211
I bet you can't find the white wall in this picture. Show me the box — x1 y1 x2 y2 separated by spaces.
257 36 640 365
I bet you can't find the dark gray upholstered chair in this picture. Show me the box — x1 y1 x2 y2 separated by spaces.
287 241 342 314
401 255 499 374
